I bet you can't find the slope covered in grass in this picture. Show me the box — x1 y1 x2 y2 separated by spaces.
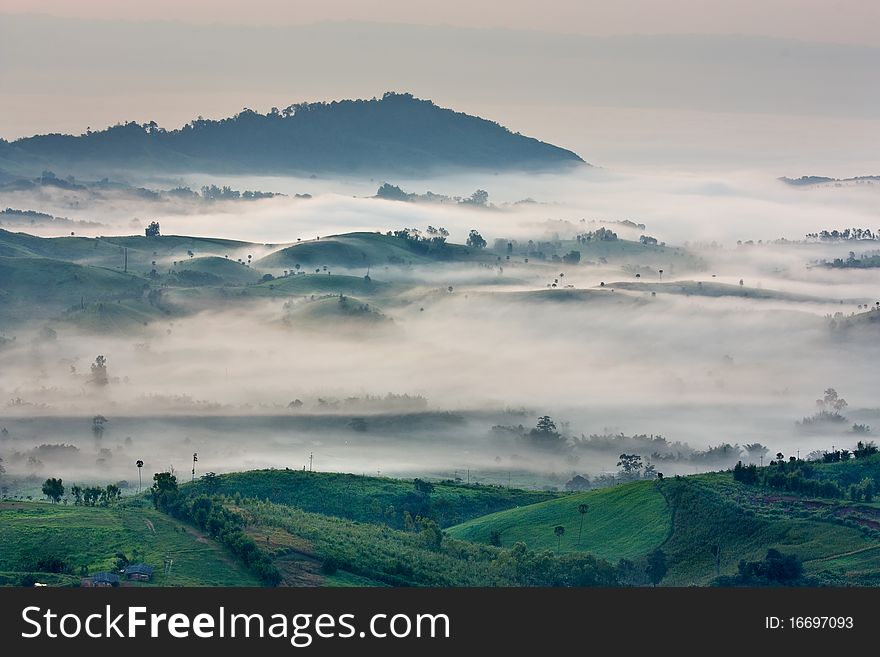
0 501 260 586
187 469 557 529
447 481 671 561
257 232 489 269
0 256 146 322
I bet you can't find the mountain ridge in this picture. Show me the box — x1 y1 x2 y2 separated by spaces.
0 92 585 177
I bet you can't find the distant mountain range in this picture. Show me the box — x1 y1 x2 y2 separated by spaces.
0 92 585 177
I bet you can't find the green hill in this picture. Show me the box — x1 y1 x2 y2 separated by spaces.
187 469 558 530
61 299 169 332
447 481 671 561
0 256 147 322
257 232 490 269
282 295 388 327
0 501 260 586
171 256 263 285
248 273 390 298
448 457 880 586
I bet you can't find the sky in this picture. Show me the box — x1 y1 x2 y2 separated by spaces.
1 2 879 172
4 0 880 45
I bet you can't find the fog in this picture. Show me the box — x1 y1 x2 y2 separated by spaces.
1 165 879 493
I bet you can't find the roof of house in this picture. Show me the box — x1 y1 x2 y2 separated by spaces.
124 564 154 576
91 572 120 584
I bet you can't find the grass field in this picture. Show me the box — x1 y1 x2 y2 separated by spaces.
188 469 558 529
0 501 260 586
447 481 671 561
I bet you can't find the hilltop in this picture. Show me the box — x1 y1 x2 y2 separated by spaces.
0 93 585 176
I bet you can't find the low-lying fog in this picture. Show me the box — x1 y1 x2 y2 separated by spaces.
1 166 879 491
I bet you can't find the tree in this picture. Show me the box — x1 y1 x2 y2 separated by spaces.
92 415 107 439
150 472 179 510
90 356 109 386
466 229 487 249
645 548 668 587
145 221 161 237
536 416 557 434
617 453 643 479
489 530 502 547
577 504 589 545
42 478 64 504
554 525 565 552
136 459 144 493
201 471 220 493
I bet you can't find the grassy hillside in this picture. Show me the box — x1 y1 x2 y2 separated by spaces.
0 256 147 322
257 232 489 269
0 501 260 586
172 255 264 285
447 481 671 561
659 476 873 585
449 460 880 585
188 469 558 529
61 299 169 331
282 295 388 327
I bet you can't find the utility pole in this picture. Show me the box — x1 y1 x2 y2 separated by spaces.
191 452 198 483
309 452 313 473
123 247 128 273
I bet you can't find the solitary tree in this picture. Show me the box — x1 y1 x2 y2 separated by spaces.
145 221 161 237
42 477 64 504
136 459 144 493
554 525 565 552
90 356 109 386
466 229 487 249
645 548 668 587
577 504 589 545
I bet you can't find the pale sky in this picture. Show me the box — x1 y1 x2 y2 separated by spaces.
3 0 879 46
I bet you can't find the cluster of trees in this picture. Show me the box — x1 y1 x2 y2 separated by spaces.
715 549 804 586
40 478 122 506
575 227 618 243
70 484 121 506
805 228 878 242
799 388 849 427
151 472 281 585
825 252 880 269
198 185 277 200
375 183 490 207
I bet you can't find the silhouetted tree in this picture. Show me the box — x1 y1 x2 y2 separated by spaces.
42 477 64 504
554 525 565 552
645 548 668 587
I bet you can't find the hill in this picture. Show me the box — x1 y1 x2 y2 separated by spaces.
447 481 670 561
0 92 585 176
0 256 147 323
256 232 492 270
448 455 880 586
187 469 558 530
0 501 260 586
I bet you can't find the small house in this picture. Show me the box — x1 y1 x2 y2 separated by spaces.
123 564 154 581
90 572 120 587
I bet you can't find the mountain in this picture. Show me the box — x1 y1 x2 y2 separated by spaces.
0 92 585 177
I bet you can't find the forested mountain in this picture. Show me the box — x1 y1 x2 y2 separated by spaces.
0 93 585 176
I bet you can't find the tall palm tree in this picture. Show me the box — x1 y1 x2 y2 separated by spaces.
136 460 144 493
554 525 565 552
577 504 589 545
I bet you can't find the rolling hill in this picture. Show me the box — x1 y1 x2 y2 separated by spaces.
0 501 260 586
256 232 492 270
447 481 671 561
0 92 585 176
